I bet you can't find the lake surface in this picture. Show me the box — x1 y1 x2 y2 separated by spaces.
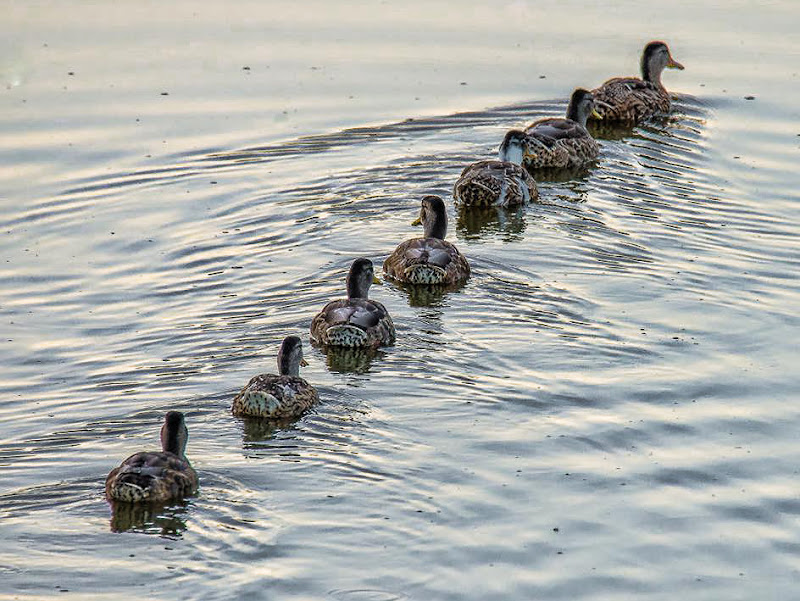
2 1 799 599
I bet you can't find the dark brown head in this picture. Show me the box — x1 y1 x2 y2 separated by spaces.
566 88 601 126
411 195 448 240
346 257 379 300
277 335 307 377
160 411 189 457
641 41 684 84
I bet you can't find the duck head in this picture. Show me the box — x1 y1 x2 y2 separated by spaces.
160 411 189 457
641 40 684 85
346 257 380 300
277 335 308 377
411 195 448 239
566 88 602 126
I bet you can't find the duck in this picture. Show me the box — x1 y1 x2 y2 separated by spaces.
310 257 395 348
231 335 319 419
590 40 684 124
453 130 539 207
523 88 601 170
105 411 198 504
384 195 470 286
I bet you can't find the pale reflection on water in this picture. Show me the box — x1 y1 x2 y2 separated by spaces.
2 1 799 600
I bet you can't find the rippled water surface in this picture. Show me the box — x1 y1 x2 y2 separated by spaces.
2 1 799 599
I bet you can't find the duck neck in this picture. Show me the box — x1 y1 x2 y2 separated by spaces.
641 57 663 87
566 100 588 127
163 434 182 456
499 143 523 166
347 272 369 300
424 213 447 240
278 351 300 377
161 421 185 457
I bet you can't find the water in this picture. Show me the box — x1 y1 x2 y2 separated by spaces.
2 1 799 599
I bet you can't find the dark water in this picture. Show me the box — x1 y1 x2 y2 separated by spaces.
3 2 800 600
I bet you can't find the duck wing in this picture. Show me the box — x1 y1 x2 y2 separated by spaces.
525 118 587 145
315 298 385 329
106 451 197 502
384 238 470 286
453 160 537 207
592 77 668 122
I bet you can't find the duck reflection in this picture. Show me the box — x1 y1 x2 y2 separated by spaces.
238 415 286 442
455 205 526 242
526 163 595 183
586 119 637 141
389 280 461 308
587 111 684 141
108 499 189 537
324 346 385 374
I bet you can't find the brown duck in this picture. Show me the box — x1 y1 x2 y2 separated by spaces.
232 336 318 419
523 88 601 170
105 411 198 504
311 258 395 348
453 130 539 207
591 40 684 124
384 195 470 287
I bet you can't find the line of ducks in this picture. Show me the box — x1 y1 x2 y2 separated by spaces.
106 41 684 506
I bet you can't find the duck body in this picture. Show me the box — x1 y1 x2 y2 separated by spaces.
232 374 318 419
105 451 197 504
105 411 198 504
384 195 470 287
311 298 395 348
591 77 670 123
591 41 684 124
454 131 538 207
232 335 319 419
384 237 469 286
311 258 395 349
523 89 600 170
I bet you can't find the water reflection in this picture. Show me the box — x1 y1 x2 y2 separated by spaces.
323 347 385 374
588 110 688 141
587 120 637 141
389 279 464 308
108 499 189 537
525 164 595 183
329 589 408 601
455 205 526 242
238 415 284 443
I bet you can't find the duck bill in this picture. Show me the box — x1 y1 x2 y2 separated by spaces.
667 57 685 70
372 275 382 285
300 358 309 367
411 217 422 226
591 108 603 120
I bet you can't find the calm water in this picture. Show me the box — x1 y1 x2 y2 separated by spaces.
2 1 799 599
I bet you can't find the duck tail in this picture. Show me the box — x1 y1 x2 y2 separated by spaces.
107 477 152 503
325 324 369 347
403 263 447 285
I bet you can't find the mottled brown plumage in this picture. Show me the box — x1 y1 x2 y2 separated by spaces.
591 41 684 124
384 195 470 287
523 88 600 170
311 258 395 349
454 130 539 207
105 411 198 504
232 336 318 419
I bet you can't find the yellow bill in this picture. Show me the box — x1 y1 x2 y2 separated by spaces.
667 58 685 70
